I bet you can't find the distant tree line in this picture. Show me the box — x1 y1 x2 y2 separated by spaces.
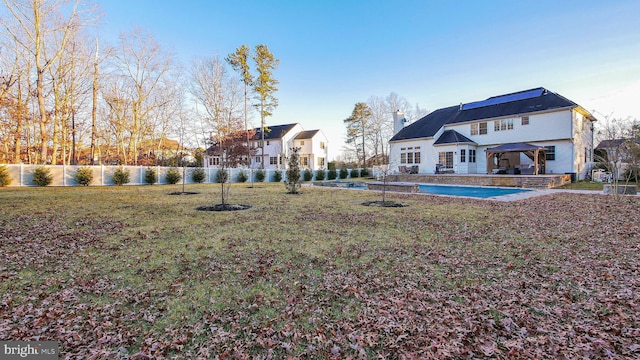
342 93 429 167
0 0 278 166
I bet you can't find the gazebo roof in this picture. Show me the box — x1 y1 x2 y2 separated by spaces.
485 142 544 153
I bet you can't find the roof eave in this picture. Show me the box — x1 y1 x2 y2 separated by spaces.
434 141 478 147
389 136 433 143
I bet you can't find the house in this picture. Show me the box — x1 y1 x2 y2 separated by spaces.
204 123 328 171
292 130 329 170
595 138 640 180
389 87 597 179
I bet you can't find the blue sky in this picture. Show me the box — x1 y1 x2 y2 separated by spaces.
99 0 640 159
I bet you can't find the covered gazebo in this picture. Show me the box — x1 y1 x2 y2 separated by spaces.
485 143 546 175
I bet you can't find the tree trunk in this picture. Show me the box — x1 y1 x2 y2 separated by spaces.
91 39 99 165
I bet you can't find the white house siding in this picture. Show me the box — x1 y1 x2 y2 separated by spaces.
294 139 314 170
439 109 575 174
571 110 595 178
259 139 283 169
390 109 587 175
389 138 434 173
252 124 304 170
294 131 329 171
445 109 573 147
310 133 329 170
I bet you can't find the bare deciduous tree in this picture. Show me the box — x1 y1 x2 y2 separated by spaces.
2 0 98 163
109 28 176 165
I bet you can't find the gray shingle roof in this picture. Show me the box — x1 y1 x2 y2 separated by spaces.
390 87 578 142
434 130 476 145
294 130 320 140
253 123 299 140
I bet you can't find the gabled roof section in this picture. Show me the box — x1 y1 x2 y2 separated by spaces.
448 87 577 125
390 87 583 142
294 130 320 140
596 138 640 149
485 142 545 153
434 130 476 145
390 106 458 141
253 123 299 140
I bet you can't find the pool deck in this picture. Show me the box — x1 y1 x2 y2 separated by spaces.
364 181 613 202
311 181 638 202
385 173 571 189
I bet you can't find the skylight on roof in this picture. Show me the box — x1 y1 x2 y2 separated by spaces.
461 88 545 111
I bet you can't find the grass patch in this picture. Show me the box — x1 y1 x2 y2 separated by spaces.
1 184 639 358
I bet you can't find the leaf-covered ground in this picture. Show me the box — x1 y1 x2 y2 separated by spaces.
0 185 639 359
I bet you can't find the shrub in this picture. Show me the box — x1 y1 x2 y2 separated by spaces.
286 147 302 193
303 169 313 181
216 168 228 183
74 167 93 186
255 169 266 182
166 168 182 184
33 166 53 186
339 168 348 179
237 169 248 183
360 168 369 177
144 167 157 185
350 169 360 178
113 167 130 186
191 168 206 183
327 169 337 181
0 165 12 186
315 169 326 181
273 170 283 182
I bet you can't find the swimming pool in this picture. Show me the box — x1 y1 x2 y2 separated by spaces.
418 184 531 198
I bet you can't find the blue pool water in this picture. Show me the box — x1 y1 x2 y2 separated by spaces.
418 184 531 198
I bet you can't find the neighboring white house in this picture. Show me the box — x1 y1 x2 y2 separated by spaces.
389 87 597 179
292 130 329 170
204 123 329 171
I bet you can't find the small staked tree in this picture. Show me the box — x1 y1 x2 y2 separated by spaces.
211 130 257 205
377 164 392 204
285 147 301 194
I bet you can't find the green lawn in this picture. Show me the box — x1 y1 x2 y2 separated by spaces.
1 184 639 358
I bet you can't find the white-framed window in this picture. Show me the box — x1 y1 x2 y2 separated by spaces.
479 122 487 135
521 116 529 125
266 140 270 146
469 149 476 163
211 157 220 166
400 147 420 164
545 146 556 161
494 119 514 131
255 156 261 163
270 156 278 165
317 157 325 166
438 151 454 168
300 140 305 145
320 142 325 149
470 123 478 135
460 149 466 163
